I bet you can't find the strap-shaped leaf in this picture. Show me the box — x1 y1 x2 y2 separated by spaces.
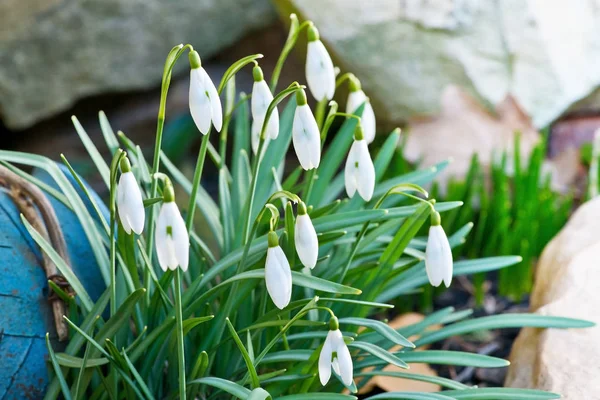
339 317 413 348
348 341 408 369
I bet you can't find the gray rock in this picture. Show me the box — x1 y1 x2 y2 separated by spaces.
277 0 600 129
0 0 275 129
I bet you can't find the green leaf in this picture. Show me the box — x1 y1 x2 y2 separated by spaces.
291 271 361 295
339 317 413 348
356 370 467 390
248 387 272 400
396 350 509 368
225 318 260 389
277 394 357 400
46 334 73 400
56 353 109 368
71 115 110 188
364 393 454 400
187 377 250 399
21 216 94 311
416 314 594 347
183 316 215 336
348 341 408 368
441 388 560 399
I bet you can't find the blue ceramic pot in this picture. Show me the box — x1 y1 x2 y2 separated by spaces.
0 165 107 399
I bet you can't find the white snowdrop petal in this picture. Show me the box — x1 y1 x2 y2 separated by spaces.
331 358 341 376
355 140 375 201
293 105 320 170
346 90 367 114
265 246 292 309
425 225 453 287
116 177 132 235
362 101 376 144
267 108 280 140
318 331 334 385
344 142 359 198
251 80 272 118
155 205 171 271
306 40 336 101
295 214 319 269
200 68 223 132
336 341 354 386
251 117 270 157
189 69 212 135
171 209 189 272
120 172 145 235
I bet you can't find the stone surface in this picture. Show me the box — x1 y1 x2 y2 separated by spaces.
403 85 539 190
277 0 600 129
505 197 600 399
0 0 276 129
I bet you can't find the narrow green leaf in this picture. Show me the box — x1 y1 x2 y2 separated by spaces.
46 334 73 400
187 377 250 399
183 316 215 336
364 393 454 400
349 341 408 368
71 116 110 188
441 388 560 399
225 318 260 389
339 317 413 348
356 370 467 390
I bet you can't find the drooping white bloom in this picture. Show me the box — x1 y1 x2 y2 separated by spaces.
345 129 375 201
319 321 353 386
251 117 270 156
293 90 321 170
347 90 376 144
425 214 453 287
155 201 189 272
265 231 292 309
295 202 318 269
305 26 335 101
117 171 145 235
189 50 222 135
251 66 279 141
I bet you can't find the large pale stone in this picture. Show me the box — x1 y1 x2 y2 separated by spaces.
0 0 275 129
505 197 600 399
403 85 539 190
276 0 600 129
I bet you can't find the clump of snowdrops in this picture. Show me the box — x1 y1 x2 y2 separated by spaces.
3 14 592 400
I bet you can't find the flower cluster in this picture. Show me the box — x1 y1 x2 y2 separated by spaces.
113 19 453 391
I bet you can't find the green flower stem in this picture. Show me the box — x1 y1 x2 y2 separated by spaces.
269 14 313 93
338 184 430 284
174 267 187 400
185 133 211 232
241 83 303 245
108 148 125 398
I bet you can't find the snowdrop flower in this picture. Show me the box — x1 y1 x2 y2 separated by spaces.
319 316 353 386
345 125 375 201
189 50 222 135
305 25 335 101
251 65 279 142
251 117 270 156
425 211 453 287
265 231 292 309
295 201 318 269
346 77 376 144
116 156 145 235
155 180 189 272
292 89 321 170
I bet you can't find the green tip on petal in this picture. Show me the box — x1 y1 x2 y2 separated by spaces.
307 24 319 42
119 155 132 173
267 231 279 248
298 201 308 215
431 211 441 226
296 89 308 106
349 75 362 92
189 50 201 69
163 180 175 203
329 316 339 331
354 124 364 141
253 65 264 82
